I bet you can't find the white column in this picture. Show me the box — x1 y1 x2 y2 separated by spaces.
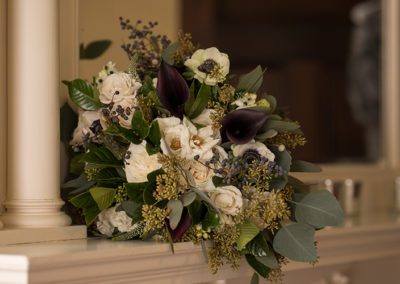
1 0 71 228
0 0 7 230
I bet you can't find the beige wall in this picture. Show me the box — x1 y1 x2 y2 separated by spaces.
78 0 181 80
0 0 7 214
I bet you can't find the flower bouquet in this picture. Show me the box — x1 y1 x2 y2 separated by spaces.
63 19 344 283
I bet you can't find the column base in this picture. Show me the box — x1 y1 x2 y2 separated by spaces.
1 199 72 228
0 226 87 245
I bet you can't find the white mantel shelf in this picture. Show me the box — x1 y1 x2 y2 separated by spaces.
1 219 400 284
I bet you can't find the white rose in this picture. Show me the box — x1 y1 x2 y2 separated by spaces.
70 110 101 146
125 141 162 183
99 72 142 104
110 208 137 233
96 207 116 237
232 92 257 109
186 160 215 192
210 185 243 216
184 47 230 86
232 140 275 161
184 118 220 160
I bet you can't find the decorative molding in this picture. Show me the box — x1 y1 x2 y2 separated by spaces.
0 223 399 283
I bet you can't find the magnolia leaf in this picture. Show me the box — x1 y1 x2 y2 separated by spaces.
273 223 317 262
246 233 270 257
104 124 141 145
125 182 147 201
186 84 211 119
167 200 184 230
295 190 344 228
89 187 116 210
237 65 264 93
83 205 101 225
291 160 321 172
148 121 161 146
69 191 95 208
131 110 150 139
237 222 260 250
62 174 89 189
63 79 102 110
245 254 270 278
187 200 204 225
256 255 280 269
181 191 197 206
212 176 225 187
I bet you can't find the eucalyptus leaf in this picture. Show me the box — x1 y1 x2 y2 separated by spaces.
237 222 259 250
294 190 344 228
116 200 141 219
89 187 116 210
237 65 264 93
262 119 300 132
291 160 321 173
273 223 317 262
245 254 270 278
63 79 102 110
256 129 278 141
161 42 179 65
167 200 184 230
271 146 292 172
250 272 259 284
181 191 197 206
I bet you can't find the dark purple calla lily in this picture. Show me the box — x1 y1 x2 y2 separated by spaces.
170 209 192 241
221 109 267 144
156 61 189 118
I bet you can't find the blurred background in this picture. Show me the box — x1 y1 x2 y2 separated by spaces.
76 0 381 164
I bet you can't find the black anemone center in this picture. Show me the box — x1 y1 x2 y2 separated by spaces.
198 59 217 74
89 120 102 135
242 149 261 163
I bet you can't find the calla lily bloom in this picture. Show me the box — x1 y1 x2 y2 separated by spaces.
221 109 267 144
156 61 189 118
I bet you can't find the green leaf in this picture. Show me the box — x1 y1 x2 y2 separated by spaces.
143 169 164 205
212 176 225 187
167 200 184 230
191 187 220 214
265 95 277 112
187 200 204 225
186 84 211 119
148 121 161 146
273 223 317 262
287 176 310 193
246 233 270 257
181 191 197 206
125 182 147 202
89 187 116 210
291 160 321 173
256 255 280 269
131 110 150 139
237 65 264 93
161 42 179 65
70 153 86 175
251 272 259 284
202 206 220 230
80 40 111 59
294 190 344 228
69 191 100 225
245 254 270 278
64 79 102 110
237 222 260 250
104 124 141 144
62 174 89 189
82 144 124 168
